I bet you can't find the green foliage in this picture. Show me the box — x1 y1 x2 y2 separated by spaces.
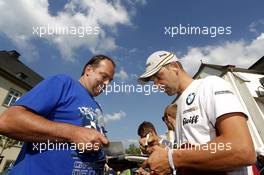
125 144 141 155
0 135 19 156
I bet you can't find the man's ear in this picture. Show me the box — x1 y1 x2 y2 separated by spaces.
84 65 93 76
169 62 181 72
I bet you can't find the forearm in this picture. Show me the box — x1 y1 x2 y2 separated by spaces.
172 114 256 171
0 106 77 142
173 136 256 171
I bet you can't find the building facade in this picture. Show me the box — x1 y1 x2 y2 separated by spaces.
0 50 43 172
193 57 264 174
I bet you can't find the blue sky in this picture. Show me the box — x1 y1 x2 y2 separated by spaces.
0 0 264 147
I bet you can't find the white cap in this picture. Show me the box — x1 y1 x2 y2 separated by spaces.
138 51 178 82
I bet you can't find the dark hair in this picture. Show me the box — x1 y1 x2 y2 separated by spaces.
137 121 157 137
81 54 116 75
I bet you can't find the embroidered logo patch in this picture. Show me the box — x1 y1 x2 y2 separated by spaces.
186 93 195 105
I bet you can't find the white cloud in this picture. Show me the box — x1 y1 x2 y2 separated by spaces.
126 0 147 6
104 111 126 123
123 0 147 17
130 73 138 79
122 138 139 148
115 67 129 80
125 139 138 144
181 33 264 76
129 48 138 53
0 0 131 61
249 19 264 34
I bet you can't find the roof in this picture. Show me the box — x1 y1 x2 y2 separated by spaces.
193 62 264 79
0 50 43 90
249 56 264 71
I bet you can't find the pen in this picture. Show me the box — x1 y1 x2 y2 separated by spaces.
145 133 150 147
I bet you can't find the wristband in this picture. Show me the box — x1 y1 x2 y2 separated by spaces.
168 148 176 175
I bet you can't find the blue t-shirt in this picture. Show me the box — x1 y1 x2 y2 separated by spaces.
10 75 106 175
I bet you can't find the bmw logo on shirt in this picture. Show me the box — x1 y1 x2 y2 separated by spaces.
186 93 195 105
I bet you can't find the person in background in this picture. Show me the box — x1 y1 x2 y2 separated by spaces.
136 121 172 175
162 103 177 145
138 121 172 154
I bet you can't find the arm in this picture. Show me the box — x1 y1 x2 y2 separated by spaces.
146 113 256 173
0 106 108 146
172 113 255 170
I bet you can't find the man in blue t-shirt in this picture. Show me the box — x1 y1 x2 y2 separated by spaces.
0 55 115 175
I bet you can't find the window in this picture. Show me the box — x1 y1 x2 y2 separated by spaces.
3 89 22 107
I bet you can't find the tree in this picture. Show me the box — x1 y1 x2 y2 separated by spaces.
0 135 18 158
125 144 141 155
